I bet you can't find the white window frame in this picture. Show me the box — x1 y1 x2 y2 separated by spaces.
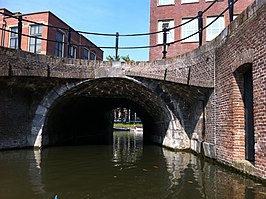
9 26 18 49
69 45 77 58
55 30 64 57
29 24 42 54
181 18 199 42
206 16 225 41
181 0 199 4
158 0 175 6
157 20 174 44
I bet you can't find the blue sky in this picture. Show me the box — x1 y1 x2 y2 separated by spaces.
0 0 150 61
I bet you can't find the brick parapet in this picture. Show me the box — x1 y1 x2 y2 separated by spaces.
123 44 215 88
0 45 214 88
0 46 113 79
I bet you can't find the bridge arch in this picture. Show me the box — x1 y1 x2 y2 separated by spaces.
30 77 190 149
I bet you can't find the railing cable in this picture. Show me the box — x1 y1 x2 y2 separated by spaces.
0 0 238 56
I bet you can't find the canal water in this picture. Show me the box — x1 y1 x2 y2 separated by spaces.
0 131 265 199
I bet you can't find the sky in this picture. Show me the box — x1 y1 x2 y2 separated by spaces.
0 0 150 61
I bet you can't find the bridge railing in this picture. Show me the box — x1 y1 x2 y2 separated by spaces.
0 0 237 60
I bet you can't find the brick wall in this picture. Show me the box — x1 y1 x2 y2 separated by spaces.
0 9 103 60
149 0 254 61
214 0 266 178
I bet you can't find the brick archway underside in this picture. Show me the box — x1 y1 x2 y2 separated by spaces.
42 77 170 146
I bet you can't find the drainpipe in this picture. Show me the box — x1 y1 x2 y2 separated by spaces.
1 20 6 47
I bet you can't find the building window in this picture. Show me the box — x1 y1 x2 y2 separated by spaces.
55 30 64 57
90 52 96 60
158 0 174 5
29 25 42 53
10 27 18 49
181 18 199 42
157 20 174 44
83 48 89 60
181 0 199 4
206 16 224 41
69 45 77 58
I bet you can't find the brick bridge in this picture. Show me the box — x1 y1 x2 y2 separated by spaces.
0 0 265 180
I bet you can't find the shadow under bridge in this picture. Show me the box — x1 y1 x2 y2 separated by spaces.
42 77 171 147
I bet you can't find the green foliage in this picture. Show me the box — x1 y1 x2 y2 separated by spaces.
121 55 134 63
114 123 143 128
106 55 134 63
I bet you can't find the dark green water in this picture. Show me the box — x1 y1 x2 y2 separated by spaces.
0 131 265 199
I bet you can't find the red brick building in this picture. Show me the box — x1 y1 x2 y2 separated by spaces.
0 8 103 60
149 0 253 61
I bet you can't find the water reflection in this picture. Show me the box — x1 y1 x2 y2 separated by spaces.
163 149 205 198
0 132 265 199
113 131 143 164
162 148 266 199
29 149 45 195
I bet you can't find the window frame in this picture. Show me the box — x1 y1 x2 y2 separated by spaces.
69 45 77 59
181 0 199 4
157 19 174 44
55 30 64 57
158 0 175 6
90 51 96 60
83 47 89 60
206 16 225 41
29 24 42 54
9 26 18 49
181 18 199 43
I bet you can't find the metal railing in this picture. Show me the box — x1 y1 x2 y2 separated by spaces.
0 0 237 60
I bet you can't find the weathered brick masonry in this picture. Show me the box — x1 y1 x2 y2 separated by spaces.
213 0 266 179
0 0 265 180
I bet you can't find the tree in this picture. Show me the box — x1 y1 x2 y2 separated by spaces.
106 55 119 62
121 55 134 63
106 55 134 63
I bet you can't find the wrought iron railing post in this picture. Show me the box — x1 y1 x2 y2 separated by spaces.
34 37 37 54
1 20 6 47
228 0 234 22
162 25 168 59
164 69 168 81
67 27 72 58
115 32 119 61
198 11 203 47
17 16 22 50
